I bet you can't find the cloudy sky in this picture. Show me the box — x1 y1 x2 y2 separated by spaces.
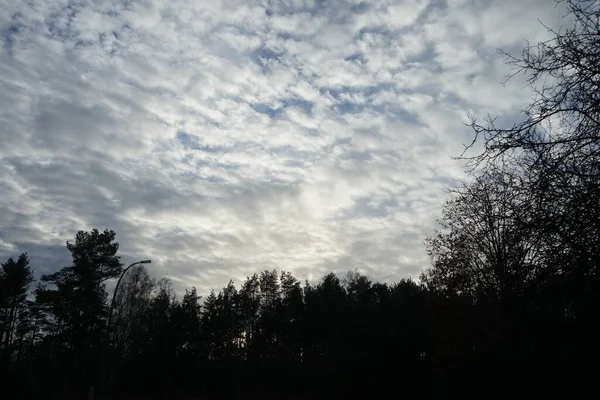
0 0 567 294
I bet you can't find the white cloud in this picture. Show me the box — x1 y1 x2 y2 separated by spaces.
0 0 566 294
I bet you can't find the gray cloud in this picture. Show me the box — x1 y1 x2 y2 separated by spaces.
0 0 566 295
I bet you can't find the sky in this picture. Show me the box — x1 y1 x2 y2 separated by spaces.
0 0 568 295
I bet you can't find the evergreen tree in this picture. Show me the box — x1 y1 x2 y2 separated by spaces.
34 229 122 395
0 253 34 365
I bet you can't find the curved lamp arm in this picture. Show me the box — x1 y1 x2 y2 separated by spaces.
107 259 151 339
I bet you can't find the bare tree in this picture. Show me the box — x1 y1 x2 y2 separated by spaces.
464 0 600 278
423 170 547 301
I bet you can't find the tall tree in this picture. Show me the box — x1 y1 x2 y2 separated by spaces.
238 274 260 358
457 4 600 385
34 229 122 395
178 287 202 356
466 0 600 280
0 253 34 364
279 271 304 363
256 270 280 359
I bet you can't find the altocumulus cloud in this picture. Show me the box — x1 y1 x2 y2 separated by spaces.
0 0 567 294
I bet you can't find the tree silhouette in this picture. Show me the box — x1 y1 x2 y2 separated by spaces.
423 170 546 301
466 0 600 282
0 253 34 367
457 2 600 394
35 229 122 398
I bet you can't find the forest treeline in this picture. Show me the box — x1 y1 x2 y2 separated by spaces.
2 0 600 398
1 227 597 400
1 237 442 399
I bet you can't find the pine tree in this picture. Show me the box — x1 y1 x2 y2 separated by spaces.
0 253 34 365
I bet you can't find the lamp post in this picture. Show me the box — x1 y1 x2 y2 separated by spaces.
99 259 151 399
106 259 152 339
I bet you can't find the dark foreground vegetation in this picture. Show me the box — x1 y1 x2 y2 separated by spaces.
1 0 599 398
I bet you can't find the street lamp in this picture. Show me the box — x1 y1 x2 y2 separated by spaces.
99 259 151 400
107 259 152 334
